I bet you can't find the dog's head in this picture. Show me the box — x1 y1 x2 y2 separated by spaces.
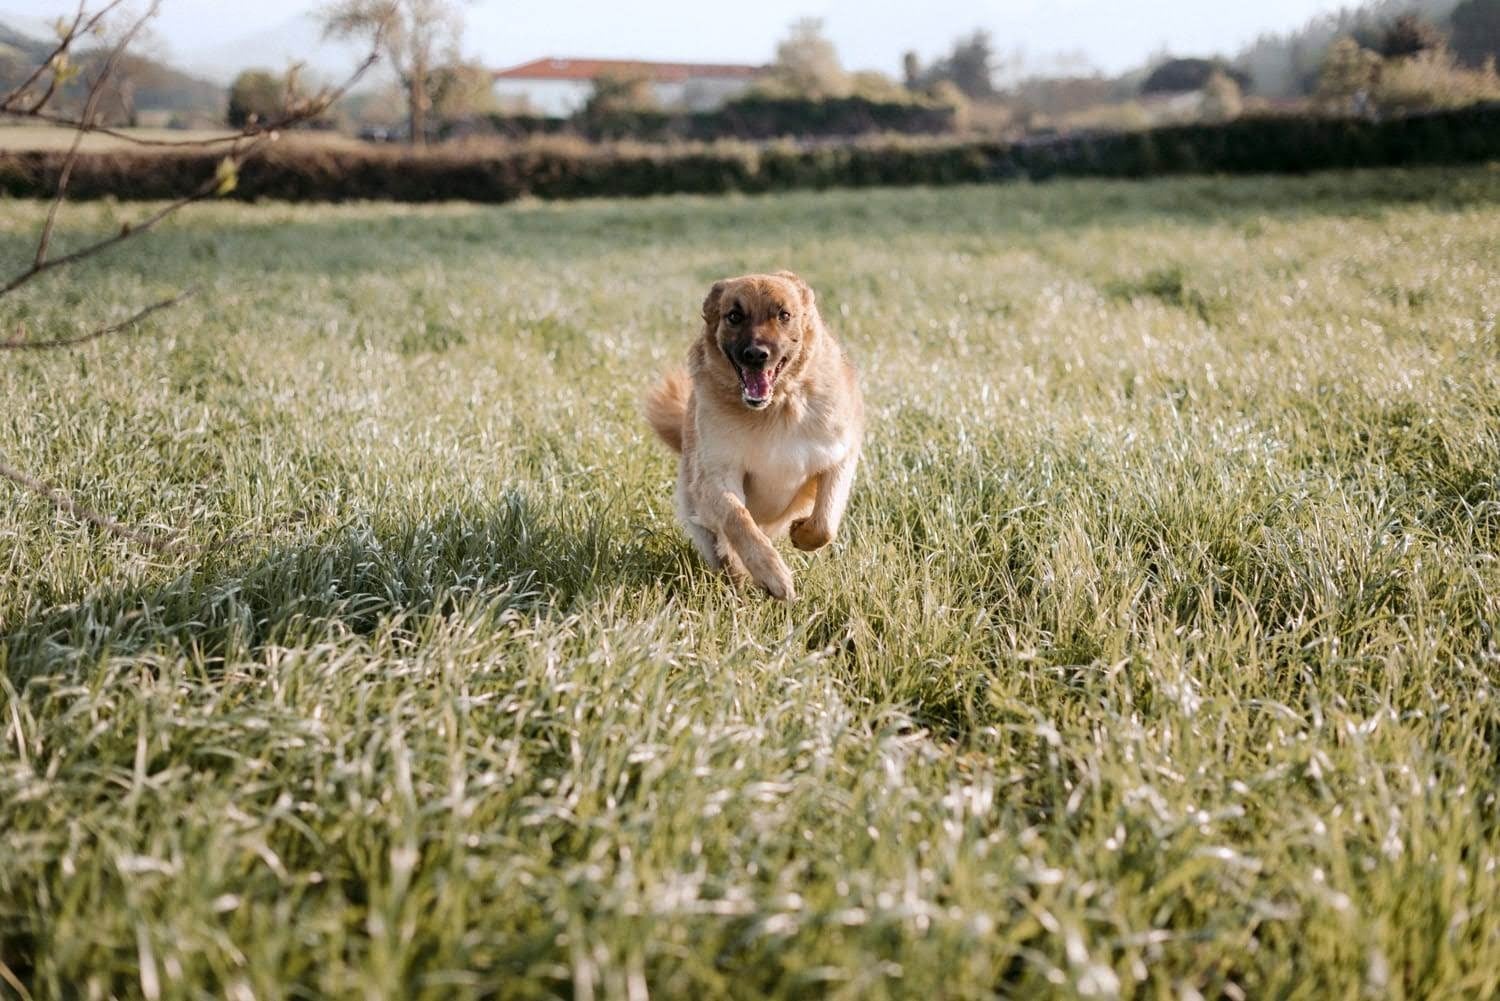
701 271 819 411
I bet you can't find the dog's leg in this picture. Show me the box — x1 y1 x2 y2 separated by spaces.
714 534 750 585
677 473 724 571
791 446 859 552
694 478 796 601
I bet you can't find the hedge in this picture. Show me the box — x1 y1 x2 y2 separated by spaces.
460 96 958 143
3 103 1498 204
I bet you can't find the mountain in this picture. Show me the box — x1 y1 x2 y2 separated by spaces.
181 13 385 89
0 19 225 126
0 17 52 80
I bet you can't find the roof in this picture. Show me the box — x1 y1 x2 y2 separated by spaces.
494 58 765 83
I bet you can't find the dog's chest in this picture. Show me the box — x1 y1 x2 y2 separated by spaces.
738 421 848 520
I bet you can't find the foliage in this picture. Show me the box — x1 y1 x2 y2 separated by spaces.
1200 70 1245 122
1235 0 1464 97
8 103 1500 204
480 95 958 143
1143 58 1252 95
1317 37 1384 112
428 60 499 121
227 69 293 128
1378 13 1449 58
1450 0 1500 65
3 169 1500 997
847 70 912 104
321 0 466 145
1372 45 1500 111
583 72 660 117
762 18 850 99
910 30 1000 99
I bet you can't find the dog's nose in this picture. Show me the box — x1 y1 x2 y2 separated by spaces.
740 344 771 368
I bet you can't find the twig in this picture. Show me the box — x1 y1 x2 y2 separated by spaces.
1 288 193 351
10 42 383 149
0 4 383 559
0 0 128 114
1 34 383 299
0 456 187 554
34 2 160 269
2 142 260 298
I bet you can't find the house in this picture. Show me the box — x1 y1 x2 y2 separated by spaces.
492 58 765 117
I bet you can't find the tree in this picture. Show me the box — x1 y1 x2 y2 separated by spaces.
1142 58 1251 95
944 30 999 98
913 30 1000 98
1316 37 1383 113
1378 14 1446 60
1372 46 1500 112
1200 69 1243 122
227 69 286 127
1451 0 1500 67
766 18 849 98
322 0 466 145
902 51 921 88
848 70 909 102
582 72 658 116
429 61 499 121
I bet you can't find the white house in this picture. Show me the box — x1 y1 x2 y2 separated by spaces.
492 58 765 117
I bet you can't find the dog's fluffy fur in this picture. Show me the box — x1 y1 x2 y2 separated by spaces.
646 271 863 600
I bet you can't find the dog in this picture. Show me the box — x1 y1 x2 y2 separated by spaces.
646 271 863 601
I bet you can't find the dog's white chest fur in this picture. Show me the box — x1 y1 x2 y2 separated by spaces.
729 416 849 525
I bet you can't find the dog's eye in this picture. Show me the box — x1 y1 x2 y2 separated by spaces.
726 310 744 325
778 310 793 323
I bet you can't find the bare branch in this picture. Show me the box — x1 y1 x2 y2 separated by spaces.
0 0 129 114
2 30 382 299
0 3 383 560
34 3 162 270
0 455 189 554
2 288 193 351
1 153 243 297
11 37 383 149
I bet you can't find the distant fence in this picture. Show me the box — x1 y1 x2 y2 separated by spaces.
4 103 1499 204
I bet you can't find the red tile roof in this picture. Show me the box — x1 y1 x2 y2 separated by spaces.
494 58 765 82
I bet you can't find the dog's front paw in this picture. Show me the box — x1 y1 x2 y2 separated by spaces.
752 557 797 602
790 518 833 552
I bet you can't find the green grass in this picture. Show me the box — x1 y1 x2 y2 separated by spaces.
2 168 1499 999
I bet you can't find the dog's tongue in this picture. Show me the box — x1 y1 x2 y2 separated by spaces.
741 368 773 401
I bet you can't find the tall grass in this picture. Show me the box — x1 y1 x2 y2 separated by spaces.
2 169 1498 998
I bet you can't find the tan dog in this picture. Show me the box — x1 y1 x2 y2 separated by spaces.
646 271 863 600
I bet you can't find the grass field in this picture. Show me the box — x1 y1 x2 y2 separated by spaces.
2 168 1499 999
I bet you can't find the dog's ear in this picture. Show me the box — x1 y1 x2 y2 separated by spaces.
702 280 728 328
775 270 816 311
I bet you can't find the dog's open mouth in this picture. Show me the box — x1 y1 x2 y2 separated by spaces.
735 357 789 409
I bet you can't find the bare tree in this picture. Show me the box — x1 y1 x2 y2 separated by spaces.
322 0 466 146
0 2 381 551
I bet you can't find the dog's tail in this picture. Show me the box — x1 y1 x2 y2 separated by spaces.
645 369 690 454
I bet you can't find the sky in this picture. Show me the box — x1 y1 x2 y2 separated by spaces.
7 1 1353 81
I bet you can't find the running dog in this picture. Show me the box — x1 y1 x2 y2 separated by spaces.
646 271 863 601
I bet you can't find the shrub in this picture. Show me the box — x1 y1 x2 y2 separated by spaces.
4 103 1499 205
1201 71 1245 123
1372 48 1500 114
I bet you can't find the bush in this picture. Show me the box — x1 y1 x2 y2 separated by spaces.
477 95 960 143
3 103 1499 204
1372 49 1500 114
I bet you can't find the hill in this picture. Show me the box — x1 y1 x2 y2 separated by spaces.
0 19 224 127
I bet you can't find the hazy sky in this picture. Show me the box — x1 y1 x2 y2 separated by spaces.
10 1 1351 77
